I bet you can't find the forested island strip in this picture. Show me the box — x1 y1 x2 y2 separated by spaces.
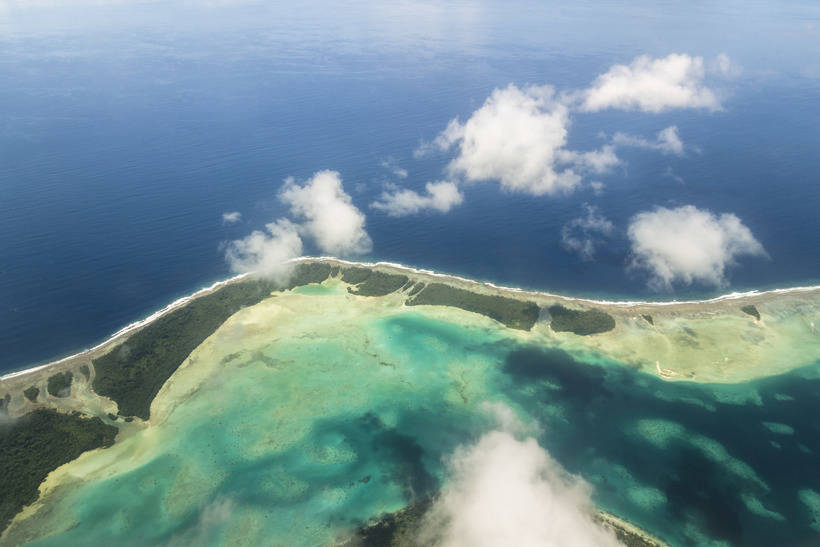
2 257 808 425
0 410 117 533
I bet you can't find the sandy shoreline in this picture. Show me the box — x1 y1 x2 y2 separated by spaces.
2 256 819 385
314 256 820 307
0 273 248 383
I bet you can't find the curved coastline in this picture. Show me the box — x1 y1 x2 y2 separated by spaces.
0 273 249 381
2 255 819 383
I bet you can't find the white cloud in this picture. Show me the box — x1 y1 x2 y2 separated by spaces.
628 205 767 289
422 55 727 198
224 219 302 282
656 126 684 155
431 84 621 196
479 401 538 438
371 180 463 217
225 170 370 281
611 125 684 156
417 403 620 547
380 158 408 179
280 170 372 256
557 145 621 174
221 211 242 224
711 53 742 78
662 167 685 184
561 205 615 261
581 54 722 113
434 85 580 195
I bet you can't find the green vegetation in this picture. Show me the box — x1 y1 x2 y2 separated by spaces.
642 314 654 325
92 279 282 419
87 262 335 419
0 394 9 414
548 304 615 335
283 262 332 288
356 497 432 546
340 267 373 285
407 283 539 330
23 386 39 403
342 267 409 297
47 372 73 398
741 305 760 321
0 409 118 534
407 282 425 297
79 365 90 380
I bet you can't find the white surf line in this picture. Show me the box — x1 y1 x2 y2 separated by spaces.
4 256 819 382
0 273 249 381
302 256 820 308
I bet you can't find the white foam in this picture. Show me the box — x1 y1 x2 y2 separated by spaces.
301 256 820 307
1 273 249 381
5 256 818 382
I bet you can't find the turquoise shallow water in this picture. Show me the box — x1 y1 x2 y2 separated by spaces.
10 304 820 546
495 346 820 545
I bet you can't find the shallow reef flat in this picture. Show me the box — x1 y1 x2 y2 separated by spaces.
2 281 513 545
320 258 820 384
2 259 820 545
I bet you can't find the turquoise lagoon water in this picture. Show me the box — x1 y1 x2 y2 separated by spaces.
11 300 820 546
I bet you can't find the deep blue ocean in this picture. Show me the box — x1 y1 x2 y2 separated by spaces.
2 0 820 373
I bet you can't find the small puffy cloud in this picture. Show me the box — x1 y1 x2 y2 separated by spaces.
656 126 684 155
479 401 538 438
628 205 766 289
371 180 463 217
561 204 615 261
224 170 370 281
557 145 621 174
612 125 684 156
221 211 242 224
280 170 372 256
380 158 408 179
417 403 620 547
434 84 584 196
581 54 722 113
662 167 685 184
711 53 742 78
224 219 302 282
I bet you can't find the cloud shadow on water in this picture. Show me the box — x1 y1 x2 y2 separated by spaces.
497 344 820 546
